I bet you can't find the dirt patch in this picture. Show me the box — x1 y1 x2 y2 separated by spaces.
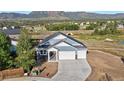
31 62 58 78
87 50 124 81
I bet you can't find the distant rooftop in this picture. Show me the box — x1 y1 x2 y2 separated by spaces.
0 29 20 35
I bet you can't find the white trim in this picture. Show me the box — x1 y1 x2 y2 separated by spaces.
47 47 58 62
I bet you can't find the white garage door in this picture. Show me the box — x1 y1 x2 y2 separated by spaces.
77 50 87 59
59 51 76 60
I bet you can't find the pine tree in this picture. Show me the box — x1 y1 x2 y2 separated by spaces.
0 32 11 70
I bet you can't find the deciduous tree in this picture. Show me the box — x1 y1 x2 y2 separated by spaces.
16 29 35 73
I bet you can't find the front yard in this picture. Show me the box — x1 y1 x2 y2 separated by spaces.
31 62 58 78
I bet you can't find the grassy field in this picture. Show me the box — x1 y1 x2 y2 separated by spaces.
78 33 124 41
74 33 124 57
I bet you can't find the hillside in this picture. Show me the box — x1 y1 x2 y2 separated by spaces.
0 11 124 20
0 12 27 19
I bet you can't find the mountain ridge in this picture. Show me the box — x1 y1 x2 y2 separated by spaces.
0 11 124 20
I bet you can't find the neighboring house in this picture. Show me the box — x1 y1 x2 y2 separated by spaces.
0 29 21 56
80 22 87 30
2 27 8 30
36 32 87 62
0 29 21 46
11 26 15 29
107 21 111 23
0 29 20 35
86 22 90 25
117 24 124 29
11 38 18 46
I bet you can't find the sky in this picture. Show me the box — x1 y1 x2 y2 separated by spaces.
0 11 30 14
0 0 124 11
94 11 124 14
0 11 124 14
0 0 124 14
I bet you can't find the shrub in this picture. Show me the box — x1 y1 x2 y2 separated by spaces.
45 23 79 31
93 22 119 35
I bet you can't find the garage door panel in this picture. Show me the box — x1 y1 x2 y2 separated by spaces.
77 50 87 59
59 51 75 60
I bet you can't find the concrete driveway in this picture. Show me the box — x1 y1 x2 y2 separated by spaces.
52 59 91 81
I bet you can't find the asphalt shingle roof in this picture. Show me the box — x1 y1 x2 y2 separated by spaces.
41 32 87 48
0 29 20 35
54 46 77 51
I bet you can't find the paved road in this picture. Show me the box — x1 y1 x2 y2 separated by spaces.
52 59 91 81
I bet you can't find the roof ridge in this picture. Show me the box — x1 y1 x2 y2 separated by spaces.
60 32 87 48
41 32 87 48
47 39 78 50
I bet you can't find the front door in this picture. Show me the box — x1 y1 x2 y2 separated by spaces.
49 51 57 61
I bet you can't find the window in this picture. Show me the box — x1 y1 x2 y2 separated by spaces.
44 50 46 54
40 50 47 55
40 50 43 54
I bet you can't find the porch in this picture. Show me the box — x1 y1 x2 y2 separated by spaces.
36 48 58 63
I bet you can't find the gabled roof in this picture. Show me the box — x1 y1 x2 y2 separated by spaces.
0 29 20 35
47 39 70 49
42 32 62 43
42 32 87 48
63 34 87 48
54 46 77 51
47 40 78 51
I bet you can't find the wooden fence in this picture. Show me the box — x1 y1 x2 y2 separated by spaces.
0 67 24 80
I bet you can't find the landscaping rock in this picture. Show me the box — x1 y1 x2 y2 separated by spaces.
105 38 114 42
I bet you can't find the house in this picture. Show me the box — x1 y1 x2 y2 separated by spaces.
86 22 90 25
11 38 18 46
107 21 111 23
117 24 124 29
2 27 7 30
0 29 20 35
11 26 15 29
36 32 87 62
0 29 21 46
